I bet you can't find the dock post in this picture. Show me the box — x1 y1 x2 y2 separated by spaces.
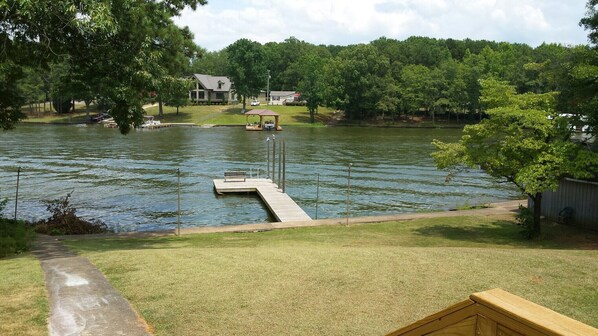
283 140 287 192
272 135 276 185
346 163 352 226
14 166 20 221
266 137 270 178
278 139 282 188
177 168 181 236
316 172 320 219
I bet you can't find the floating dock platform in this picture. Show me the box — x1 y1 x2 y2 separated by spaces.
213 178 311 222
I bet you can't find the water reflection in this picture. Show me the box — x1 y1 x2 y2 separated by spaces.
0 125 518 232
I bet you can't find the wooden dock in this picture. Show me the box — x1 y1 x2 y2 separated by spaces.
213 178 312 222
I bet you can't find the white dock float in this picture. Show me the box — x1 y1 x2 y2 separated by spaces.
213 178 312 222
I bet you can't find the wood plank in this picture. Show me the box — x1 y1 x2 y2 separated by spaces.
471 288 598 336
386 300 477 336
428 315 477 336
213 178 311 222
477 314 498 336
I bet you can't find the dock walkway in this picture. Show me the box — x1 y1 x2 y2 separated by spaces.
213 178 311 222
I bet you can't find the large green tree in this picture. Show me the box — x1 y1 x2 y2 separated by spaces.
226 39 267 111
1 0 205 133
432 79 598 238
296 53 326 123
573 0 598 137
323 44 390 119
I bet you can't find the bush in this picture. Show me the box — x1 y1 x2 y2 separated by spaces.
516 205 535 239
34 192 111 235
0 199 35 258
284 101 307 106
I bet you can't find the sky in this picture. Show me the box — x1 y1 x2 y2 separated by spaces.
174 0 591 51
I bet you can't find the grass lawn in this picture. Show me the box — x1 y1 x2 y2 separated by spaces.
63 215 598 335
146 104 338 126
20 111 91 124
0 254 48 336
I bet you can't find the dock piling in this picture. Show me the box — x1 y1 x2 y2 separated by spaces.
346 163 352 226
177 168 181 236
14 166 20 221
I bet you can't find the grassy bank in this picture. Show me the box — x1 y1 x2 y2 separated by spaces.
0 254 48 336
20 111 91 124
145 104 338 126
64 215 598 335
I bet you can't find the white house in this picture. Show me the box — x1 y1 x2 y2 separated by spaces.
269 91 298 105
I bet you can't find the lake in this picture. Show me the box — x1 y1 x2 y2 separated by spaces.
0 125 519 232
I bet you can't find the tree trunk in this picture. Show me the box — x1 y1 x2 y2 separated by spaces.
158 97 164 118
176 106 179 115
531 192 542 238
242 96 246 111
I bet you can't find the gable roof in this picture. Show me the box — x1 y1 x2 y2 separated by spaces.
270 91 296 97
192 74 232 92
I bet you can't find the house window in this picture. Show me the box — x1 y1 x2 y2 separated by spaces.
198 91 205 99
217 80 224 89
216 92 224 100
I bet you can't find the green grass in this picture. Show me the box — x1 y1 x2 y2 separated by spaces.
63 216 598 335
20 111 91 124
0 254 48 336
146 104 338 126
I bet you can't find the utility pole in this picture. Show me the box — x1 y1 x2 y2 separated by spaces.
267 69 270 106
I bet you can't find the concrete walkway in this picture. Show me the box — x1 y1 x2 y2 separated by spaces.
32 235 151 336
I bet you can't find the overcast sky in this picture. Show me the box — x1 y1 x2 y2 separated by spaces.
174 0 591 51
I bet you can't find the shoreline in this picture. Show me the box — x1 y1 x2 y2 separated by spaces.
19 121 468 129
56 199 525 240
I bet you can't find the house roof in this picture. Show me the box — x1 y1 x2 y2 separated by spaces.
192 74 232 92
270 91 296 97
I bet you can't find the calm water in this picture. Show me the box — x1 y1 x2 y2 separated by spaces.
0 125 518 232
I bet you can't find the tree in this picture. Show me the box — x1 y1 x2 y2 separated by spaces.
432 79 598 238
581 0 598 45
162 77 191 114
399 64 432 119
1 0 206 133
0 61 27 129
296 53 325 123
226 39 267 111
573 1 598 137
323 44 390 119
191 49 229 76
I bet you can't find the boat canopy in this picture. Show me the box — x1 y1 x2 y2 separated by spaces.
244 109 281 131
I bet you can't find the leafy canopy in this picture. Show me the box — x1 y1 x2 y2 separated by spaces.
433 78 598 197
0 0 206 133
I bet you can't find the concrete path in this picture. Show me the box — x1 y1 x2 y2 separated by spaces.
32 235 151 336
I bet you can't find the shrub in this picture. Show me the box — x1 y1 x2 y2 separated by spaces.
284 101 307 106
0 199 36 258
516 205 535 239
34 192 111 235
